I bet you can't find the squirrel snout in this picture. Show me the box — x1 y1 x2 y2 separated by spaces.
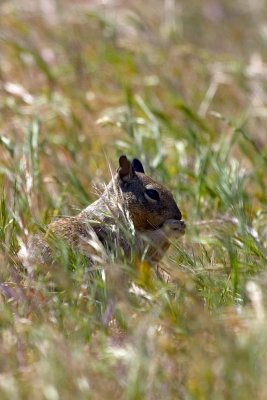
173 212 182 221
172 204 182 221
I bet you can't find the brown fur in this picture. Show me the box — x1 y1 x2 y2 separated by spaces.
19 156 185 267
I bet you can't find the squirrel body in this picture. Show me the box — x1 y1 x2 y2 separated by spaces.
20 156 185 267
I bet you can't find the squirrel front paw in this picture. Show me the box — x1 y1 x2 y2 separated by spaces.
162 219 186 237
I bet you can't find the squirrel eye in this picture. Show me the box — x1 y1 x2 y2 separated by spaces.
145 189 160 202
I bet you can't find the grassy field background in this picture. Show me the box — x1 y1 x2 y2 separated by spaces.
1 0 267 398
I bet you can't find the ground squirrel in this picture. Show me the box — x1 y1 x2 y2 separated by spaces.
19 155 185 268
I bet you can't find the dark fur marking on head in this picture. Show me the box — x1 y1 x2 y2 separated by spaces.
132 158 145 173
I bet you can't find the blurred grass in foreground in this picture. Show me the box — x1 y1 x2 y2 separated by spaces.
1 0 267 398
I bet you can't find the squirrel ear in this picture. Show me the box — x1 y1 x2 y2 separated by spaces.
118 155 134 181
132 158 145 173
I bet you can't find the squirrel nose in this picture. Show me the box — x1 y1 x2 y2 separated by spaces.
174 209 182 221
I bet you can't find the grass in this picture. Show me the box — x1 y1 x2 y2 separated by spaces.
1 0 267 398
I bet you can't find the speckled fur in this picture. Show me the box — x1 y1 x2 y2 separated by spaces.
19 156 185 267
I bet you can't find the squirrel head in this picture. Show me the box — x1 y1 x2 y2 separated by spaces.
113 155 183 231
